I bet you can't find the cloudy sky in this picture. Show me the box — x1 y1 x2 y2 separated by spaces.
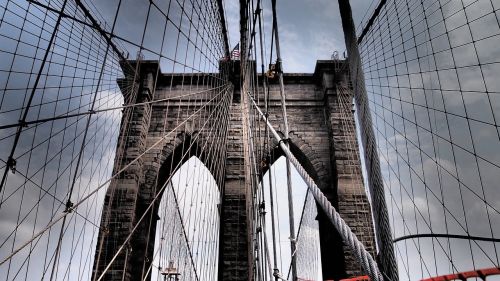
223 0 376 73
1 0 499 281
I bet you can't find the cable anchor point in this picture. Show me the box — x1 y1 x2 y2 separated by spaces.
101 226 110 235
259 201 265 210
266 63 277 78
7 157 17 174
274 59 283 74
273 269 287 280
18 120 28 128
277 138 290 147
64 200 74 213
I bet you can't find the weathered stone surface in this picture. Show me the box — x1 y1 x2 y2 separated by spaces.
93 60 376 281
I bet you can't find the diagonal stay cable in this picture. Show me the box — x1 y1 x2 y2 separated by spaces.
96 84 231 281
0 85 226 130
247 92 384 281
0 84 229 267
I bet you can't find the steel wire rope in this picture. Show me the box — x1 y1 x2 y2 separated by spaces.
255 4 282 276
1 1 73 278
378 5 428 277
96 85 231 281
0 1 161 278
255 1 277 278
0 83 230 267
358 0 498 274
365 95 500 231
248 93 384 281
367 92 500 270
150 59 229 278
337 79 383 277
150 80 230 278
47 0 128 278
0 85 226 131
9 9 122 280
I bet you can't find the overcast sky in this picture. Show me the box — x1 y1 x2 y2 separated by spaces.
221 1 500 279
223 0 376 73
1 0 499 281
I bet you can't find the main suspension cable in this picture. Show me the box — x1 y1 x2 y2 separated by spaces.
248 93 384 281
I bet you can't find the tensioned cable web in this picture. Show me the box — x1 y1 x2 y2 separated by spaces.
0 0 231 280
237 0 309 279
293 191 321 281
237 0 315 279
355 0 500 279
240 0 381 280
2 0 500 280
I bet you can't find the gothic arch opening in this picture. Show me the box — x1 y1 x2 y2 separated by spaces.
260 140 348 280
261 155 323 281
263 135 333 196
151 156 220 281
122 134 225 281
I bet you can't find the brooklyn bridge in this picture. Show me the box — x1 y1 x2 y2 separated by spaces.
0 0 499 280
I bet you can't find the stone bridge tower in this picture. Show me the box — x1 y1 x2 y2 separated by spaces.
92 60 376 281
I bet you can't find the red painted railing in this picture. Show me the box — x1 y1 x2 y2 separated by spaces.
421 267 500 281
338 276 370 281
318 268 500 281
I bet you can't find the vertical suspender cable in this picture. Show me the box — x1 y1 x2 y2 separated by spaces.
337 0 398 280
248 94 384 281
255 2 279 280
269 0 297 280
0 0 71 196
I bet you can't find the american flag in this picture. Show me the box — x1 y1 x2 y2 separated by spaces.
231 43 240 60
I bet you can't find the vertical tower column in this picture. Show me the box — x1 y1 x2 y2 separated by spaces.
92 62 155 281
325 67 376 277
218 100 251 281
312 62 377 279
338 0 398 279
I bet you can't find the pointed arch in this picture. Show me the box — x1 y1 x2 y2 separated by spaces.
156 133 223 192
260 131 349 279
126 132 223 281
262 131 331 193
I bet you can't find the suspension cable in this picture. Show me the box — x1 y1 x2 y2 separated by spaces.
248 93 384 281
268 0 297 279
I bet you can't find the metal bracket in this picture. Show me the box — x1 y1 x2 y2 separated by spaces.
7 157 17 174
64 200 74 213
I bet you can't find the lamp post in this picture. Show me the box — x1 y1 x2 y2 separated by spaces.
160 261 181 281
